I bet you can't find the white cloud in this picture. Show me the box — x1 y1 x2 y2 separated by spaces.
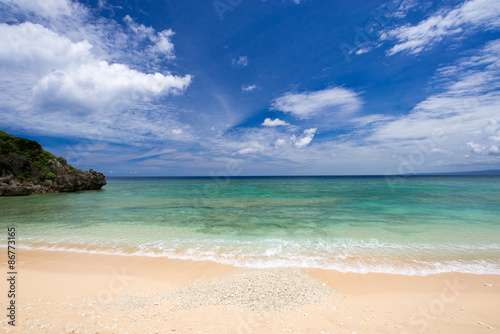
484 119 500 142
123 15 176 60
292 128 317 148
356 40 500 172
351 114 394 127
151 29 176 57
0 22 191 115
0 22 92 72
262 118 289 127
214 39 500 174
355 47 371 55
204 40 500 174
0 0 84 20
275 138 286 146
1 1 180 72
487 145 500 155
384 0 500 55
0 0 194 148
33 61 191 113
272 87 362 119
389 0 422 19
242 84 257 92
237 143 264 155
467 141 484 154
467 142 500 156
232 56 248 67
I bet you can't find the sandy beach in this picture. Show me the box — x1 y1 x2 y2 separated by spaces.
0 249 499 334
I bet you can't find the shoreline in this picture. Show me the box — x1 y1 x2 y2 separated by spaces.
1 249 499 333
11 244 500 276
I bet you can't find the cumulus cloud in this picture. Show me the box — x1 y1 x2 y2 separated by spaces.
123 15 176 59
0 22 92 72
383 0 500 55
242 84 257 92
467 142 500 155
262 118 289 127
232 56 248 67
0 0 192 145
484 119 500 142
487 145 500 155
292 128 317 148
272 87 362 119
1 0 180 72
467 141 484 154
275 138 286 146
33 60 191 114
0 22 191 115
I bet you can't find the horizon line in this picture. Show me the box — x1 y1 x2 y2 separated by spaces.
105 171 500 178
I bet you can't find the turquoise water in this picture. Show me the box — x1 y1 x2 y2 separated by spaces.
1 176 500 275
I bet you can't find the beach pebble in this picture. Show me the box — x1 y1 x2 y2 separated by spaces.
479 322 484 325
484 283 492 287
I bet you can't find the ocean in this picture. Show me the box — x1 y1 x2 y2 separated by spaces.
1 176 499 275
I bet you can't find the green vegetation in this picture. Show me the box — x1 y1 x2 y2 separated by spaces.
0 130 65 181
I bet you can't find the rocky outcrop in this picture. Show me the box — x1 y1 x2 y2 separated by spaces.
0 130 106 196
0 158 106 196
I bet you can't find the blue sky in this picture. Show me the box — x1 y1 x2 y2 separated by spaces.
0 0 499 176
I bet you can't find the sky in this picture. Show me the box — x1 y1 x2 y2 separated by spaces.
0 0 499 176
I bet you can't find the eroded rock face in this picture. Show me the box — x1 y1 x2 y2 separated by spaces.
0 159 106 196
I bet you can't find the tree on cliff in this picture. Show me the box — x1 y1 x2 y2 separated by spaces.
0 152 28 177
0 130 68 181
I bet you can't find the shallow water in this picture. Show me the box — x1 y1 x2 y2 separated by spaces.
1 176 499 275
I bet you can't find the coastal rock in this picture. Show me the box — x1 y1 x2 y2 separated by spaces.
0 163 106 196
0 130 106 196
0 181 32 196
